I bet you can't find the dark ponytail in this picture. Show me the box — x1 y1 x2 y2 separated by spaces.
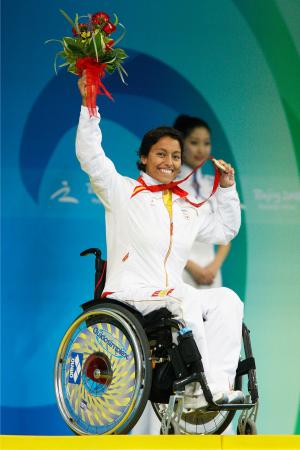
173 115 211 137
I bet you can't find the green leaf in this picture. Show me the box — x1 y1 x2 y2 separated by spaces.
91 32 99 62
67 63 77 74
57 51 67 61
112 23 126 47
114 48 127 59
117 65 127 85
53 51 60 74
99 32 106 54
63 36 80 47
113 13 119 27
44 39 63 45
102 54 116 64
63 37 86 56
74 13 80 34
119 63 128 77
87 31 105 58
53 50 72 74
59 9 76 29
106 65 115 74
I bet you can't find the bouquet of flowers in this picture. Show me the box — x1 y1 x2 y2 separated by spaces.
46 9 128 116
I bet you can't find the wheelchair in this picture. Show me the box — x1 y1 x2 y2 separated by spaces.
54 248 259 435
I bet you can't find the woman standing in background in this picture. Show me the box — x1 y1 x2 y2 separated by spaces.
174 115 231 289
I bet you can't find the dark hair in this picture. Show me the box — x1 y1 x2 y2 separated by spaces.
137 126 184 171
173 115 211 137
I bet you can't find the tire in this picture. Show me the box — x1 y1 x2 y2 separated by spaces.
54 302 152 435
237 418 257 435
152 374 242 435
160 423 175 434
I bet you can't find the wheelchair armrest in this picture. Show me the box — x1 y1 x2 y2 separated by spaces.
80 298 145 323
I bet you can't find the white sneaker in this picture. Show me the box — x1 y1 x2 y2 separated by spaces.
184 391 224 409
223 390 245 404
184 390 245 410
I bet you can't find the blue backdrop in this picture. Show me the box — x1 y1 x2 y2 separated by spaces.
1 0 300 435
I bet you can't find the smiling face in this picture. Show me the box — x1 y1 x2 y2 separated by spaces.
183 126 211 169
141 136 182 183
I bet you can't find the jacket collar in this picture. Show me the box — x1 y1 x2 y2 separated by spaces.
139 171 184 202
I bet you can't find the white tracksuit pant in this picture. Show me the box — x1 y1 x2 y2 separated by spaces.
118 284 243 393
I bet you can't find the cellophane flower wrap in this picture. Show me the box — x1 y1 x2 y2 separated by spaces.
46 9 128 116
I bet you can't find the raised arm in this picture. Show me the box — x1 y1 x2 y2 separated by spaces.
75 73 124 209
196 160 241 244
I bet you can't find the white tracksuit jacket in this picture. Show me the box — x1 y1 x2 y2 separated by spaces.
76 106 243 394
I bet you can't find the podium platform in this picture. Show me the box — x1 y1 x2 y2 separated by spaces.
1 435 300 450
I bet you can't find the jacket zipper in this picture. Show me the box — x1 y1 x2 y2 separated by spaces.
162 190 173 287
163 222 173 287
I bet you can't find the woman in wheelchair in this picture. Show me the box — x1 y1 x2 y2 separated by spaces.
54 72 258 435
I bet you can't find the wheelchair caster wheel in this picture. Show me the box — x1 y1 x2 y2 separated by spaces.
237 418 257 435
160 423 175 435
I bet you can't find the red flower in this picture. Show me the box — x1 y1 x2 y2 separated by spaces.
103 22 116 34
105 39 114 50
92 12 110 24
72 23 88 36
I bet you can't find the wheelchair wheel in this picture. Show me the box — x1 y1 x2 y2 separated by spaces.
237 418 257 435
54 302 152 435
152 375 242 435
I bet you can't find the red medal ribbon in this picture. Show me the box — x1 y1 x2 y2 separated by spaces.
131 157 221 208
76 57 113 117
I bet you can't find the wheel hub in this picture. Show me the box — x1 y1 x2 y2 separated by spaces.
83 352 113 386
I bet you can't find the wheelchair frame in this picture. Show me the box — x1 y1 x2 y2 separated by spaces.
54 248 259 435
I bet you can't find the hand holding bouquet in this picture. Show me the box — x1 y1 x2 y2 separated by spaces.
46 9 128 116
